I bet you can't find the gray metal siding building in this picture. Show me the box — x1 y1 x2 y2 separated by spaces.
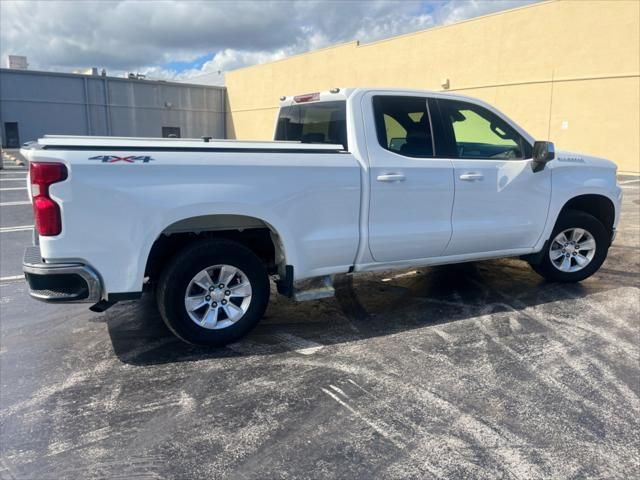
0 68 226 148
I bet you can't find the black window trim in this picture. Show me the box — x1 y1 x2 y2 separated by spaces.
430 97 534 161
426 98 436 157
371 94 437 159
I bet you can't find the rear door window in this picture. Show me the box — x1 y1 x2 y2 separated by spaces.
275 101 347 149
372 96 434 158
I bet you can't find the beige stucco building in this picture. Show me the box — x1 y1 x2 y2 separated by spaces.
225 0 640 173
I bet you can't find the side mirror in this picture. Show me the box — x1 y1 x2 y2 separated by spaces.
532 141 555 172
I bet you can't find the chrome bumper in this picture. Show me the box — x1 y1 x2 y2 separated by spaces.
22 246 103 303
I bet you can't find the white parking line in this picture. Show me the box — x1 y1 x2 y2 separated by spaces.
0 225 33 233
0 187 27 191
0 275 24 283
619 178 640 184
0 201 31 206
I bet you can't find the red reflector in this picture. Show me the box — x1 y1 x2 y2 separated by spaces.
30 162 67 237
293 92 320 103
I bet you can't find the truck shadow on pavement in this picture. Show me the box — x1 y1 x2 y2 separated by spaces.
105 257 638 366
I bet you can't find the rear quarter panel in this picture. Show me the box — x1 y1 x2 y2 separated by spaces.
30 149 361 294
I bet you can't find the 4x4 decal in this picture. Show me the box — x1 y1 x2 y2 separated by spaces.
89 155 154 163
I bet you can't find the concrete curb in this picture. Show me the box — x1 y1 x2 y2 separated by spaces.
1 150 26 167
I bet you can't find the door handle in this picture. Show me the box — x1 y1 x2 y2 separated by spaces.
377 173 406 182
459 172 484 181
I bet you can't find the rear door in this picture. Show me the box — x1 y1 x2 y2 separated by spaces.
432 98 551 256
363 93 454 262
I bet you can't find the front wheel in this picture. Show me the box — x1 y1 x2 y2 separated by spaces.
157 238 270 346
530 209 610 283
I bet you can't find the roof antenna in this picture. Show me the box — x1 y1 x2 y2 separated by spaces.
202 136 212 143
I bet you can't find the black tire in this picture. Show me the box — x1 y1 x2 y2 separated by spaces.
530 209 610 283
156 238 270 346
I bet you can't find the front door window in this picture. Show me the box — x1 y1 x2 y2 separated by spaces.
438 100 531 160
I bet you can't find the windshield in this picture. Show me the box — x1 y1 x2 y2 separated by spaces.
275 101 347 149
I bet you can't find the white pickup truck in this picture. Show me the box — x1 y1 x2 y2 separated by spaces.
22 88 622 346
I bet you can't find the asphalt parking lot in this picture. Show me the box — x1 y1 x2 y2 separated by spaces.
1 163 639 479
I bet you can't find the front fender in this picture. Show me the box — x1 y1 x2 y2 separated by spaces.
534 164 621 250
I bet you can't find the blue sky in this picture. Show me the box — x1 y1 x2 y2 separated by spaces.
163 53 215 74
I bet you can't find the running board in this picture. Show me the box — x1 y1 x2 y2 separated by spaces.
293 275 335 302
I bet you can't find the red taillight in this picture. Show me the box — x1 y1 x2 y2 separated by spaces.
30 162 67 236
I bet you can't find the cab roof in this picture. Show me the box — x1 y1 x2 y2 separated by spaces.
278 87 483 107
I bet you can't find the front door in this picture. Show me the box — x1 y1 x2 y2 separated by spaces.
364 93 454 263
434 98 551 256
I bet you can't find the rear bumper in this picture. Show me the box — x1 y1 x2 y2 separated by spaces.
22 246 103 303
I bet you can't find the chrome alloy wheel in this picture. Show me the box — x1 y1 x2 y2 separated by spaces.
549 228 597 273
184 264 252 330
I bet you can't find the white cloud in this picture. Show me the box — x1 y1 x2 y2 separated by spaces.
0 0 539 85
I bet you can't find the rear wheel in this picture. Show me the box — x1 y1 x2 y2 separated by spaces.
157 238 270 346
530 210 609 282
